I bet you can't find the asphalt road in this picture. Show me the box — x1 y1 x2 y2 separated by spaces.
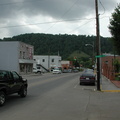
0 72 120 120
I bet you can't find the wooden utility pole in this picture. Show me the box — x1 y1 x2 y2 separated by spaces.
95 0 101 90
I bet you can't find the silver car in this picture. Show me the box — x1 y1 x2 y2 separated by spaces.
52 68 62 74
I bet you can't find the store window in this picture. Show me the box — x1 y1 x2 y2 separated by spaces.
52 59 54 62
42 59 45 62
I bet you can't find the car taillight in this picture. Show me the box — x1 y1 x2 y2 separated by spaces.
80 76 85 79
91 77 95 80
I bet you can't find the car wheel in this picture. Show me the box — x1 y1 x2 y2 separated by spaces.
37 71 41 74
93 83 95 86
0 91 6 106
19 86 27 98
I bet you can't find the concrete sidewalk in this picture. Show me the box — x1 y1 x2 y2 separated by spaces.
111 80 120 88
101 75 120 92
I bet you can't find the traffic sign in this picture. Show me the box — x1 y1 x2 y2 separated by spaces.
95 55 106 58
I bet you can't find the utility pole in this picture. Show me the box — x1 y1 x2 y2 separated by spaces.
95 0 101 90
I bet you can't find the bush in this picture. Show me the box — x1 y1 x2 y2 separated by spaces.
115 73 120 80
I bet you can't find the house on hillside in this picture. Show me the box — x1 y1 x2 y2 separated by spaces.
0 41 34 74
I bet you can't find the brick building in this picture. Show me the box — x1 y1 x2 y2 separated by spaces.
61 61 73 70
101 55 120 80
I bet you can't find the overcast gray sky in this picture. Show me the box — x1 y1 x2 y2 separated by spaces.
0 0 119 39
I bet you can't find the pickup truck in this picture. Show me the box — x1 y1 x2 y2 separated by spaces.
0 70 28 106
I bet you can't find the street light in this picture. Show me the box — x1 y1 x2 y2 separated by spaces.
85 44 94 48
85 42 95 68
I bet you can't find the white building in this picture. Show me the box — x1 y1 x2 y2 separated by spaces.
0 41 34 74
33 55 62 72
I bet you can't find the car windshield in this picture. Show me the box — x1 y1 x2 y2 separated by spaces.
82 73 94 77
54 68 59 70
84 69 93 73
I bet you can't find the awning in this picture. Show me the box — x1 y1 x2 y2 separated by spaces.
19 59 35 64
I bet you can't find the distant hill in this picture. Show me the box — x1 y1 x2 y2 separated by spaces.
68 51 90 59
2 33 114 60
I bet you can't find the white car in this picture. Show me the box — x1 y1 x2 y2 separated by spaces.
33 67 41 74
52 68 62 74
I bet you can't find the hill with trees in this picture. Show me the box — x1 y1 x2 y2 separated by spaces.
1 33 114 67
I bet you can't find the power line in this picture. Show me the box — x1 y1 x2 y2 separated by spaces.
0 0 107 33
66 15 109 34
0 16 109 30
0 0 44 6
44 0 80 32
0 17 96 29
99 0 105 15
0 0 82 33
68 18 95 34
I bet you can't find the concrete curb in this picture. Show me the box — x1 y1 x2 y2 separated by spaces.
101 90 120 92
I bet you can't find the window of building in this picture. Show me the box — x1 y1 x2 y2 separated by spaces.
52 59 54 62
23 52 25 59
19 51 22 59
20 65 25 72
105 61 108 64
28 65 31 72
42 59 45 62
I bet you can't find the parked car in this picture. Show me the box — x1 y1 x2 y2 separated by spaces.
0 70 28 106
52 68 62 74
68 69 73 73
84 68 94 73
63 69 72 73
73 69 79 73
79 72 96 85
33 66 41 74
62 69 69 73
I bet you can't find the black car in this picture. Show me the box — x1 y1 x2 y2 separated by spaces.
0 70 28 106
79 72 96 85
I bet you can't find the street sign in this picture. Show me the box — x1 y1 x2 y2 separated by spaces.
95 55 106 58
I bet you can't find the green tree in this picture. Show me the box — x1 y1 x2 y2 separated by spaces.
109 4 120 54
113 59 120 73
2 33 113 60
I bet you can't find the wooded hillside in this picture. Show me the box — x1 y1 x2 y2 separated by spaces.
2 33 113 60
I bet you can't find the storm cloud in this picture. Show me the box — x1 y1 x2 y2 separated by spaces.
0 0 119 38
